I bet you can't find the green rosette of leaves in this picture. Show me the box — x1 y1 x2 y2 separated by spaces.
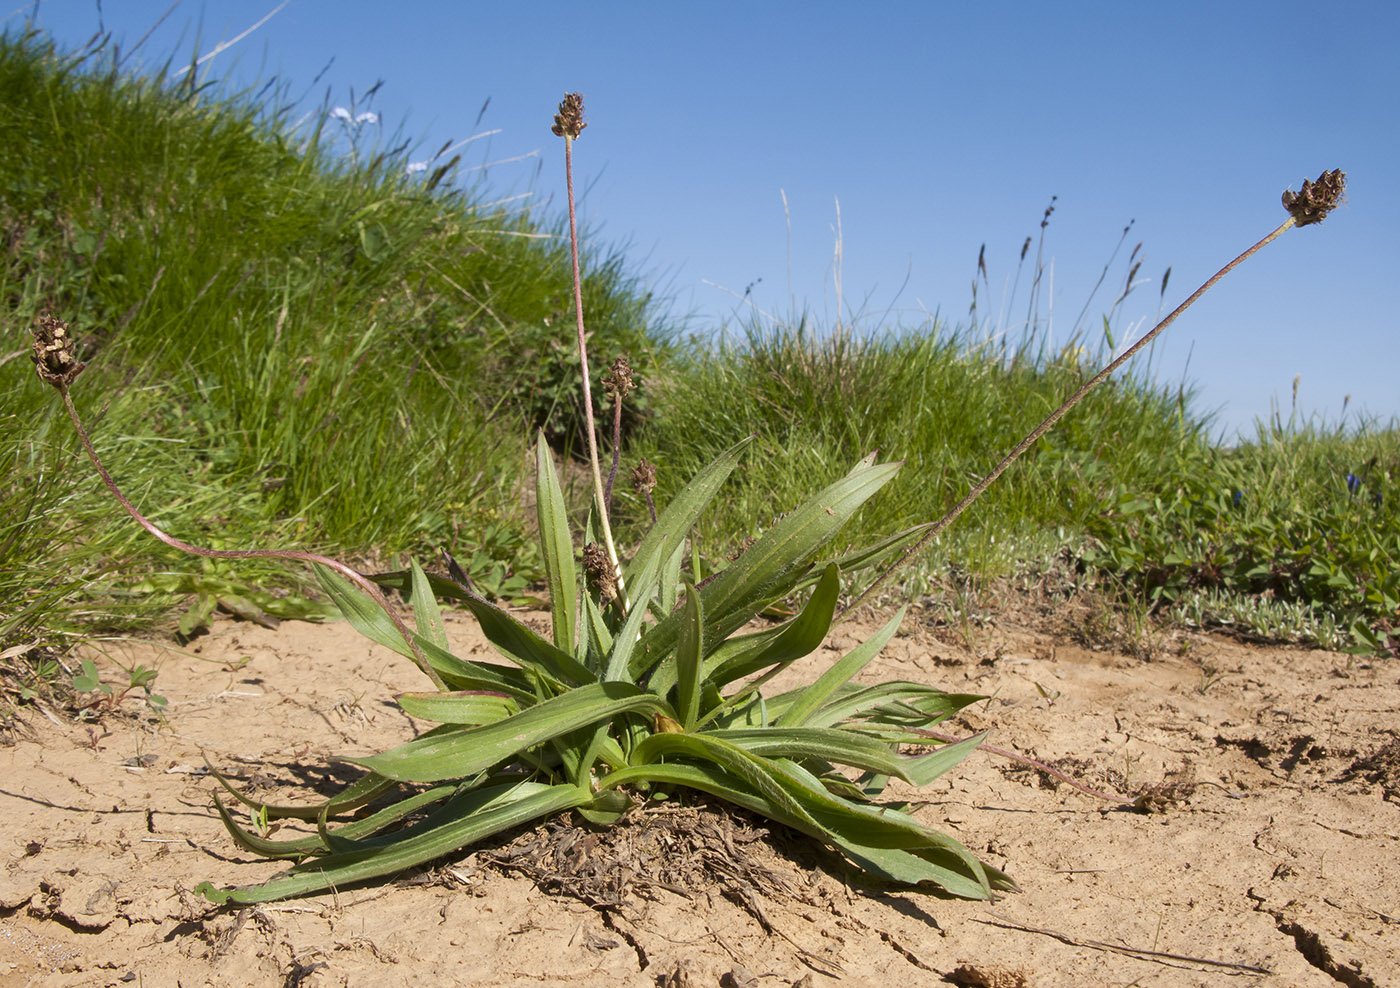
195 438 1013 905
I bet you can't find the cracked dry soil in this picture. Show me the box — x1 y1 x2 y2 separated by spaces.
1 605 1396 987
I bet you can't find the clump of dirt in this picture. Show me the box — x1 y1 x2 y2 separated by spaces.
1341 737 1400 801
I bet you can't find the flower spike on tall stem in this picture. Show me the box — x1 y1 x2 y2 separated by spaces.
554 92 627 611
845 168 1347 615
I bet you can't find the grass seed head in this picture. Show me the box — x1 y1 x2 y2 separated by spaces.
1282 168 1346 226
29 313 85 389
551 93 587 140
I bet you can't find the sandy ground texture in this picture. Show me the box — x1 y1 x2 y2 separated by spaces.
1 603 1397 988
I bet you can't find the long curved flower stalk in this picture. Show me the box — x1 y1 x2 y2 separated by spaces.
845 169 1347 615
28 315 446 691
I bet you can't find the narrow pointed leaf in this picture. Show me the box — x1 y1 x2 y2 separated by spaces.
209 783 458 858
207 760 398 821
408 557 448 652
536 435 577 652
708 726 921 782
901 730 989 786
454 591 595 688
395 691 519 725
197 783 590 905
626 437 752 593
675 582 703 730
351 682 675 783
650 562 840 697
777 606 904 727
347 561 594 689
633 460 900 677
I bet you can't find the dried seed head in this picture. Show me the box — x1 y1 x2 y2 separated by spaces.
602 356 635 402
30 313 85 388
581 541 617 603
1282 169 1346 226
630 458 657 496
551 93 587 140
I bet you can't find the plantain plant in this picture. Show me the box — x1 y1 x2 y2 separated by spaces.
29 91 1344 905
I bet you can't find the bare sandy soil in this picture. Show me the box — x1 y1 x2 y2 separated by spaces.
1 603 1396 987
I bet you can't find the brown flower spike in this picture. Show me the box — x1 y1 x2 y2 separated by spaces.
581 541 617 603
551 93 587 140
630 458 657 497
1282 169 1346 227
602 356 635 403
30 314 86 388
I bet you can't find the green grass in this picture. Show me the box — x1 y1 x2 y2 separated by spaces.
2 27 1396 663
0 29 659 640
629 320 1209 584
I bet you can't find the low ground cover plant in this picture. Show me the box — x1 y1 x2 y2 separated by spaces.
31 87 1344 903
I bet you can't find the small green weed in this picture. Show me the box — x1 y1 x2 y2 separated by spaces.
70 654 166 718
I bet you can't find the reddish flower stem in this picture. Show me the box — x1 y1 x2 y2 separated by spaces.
57 386 446 690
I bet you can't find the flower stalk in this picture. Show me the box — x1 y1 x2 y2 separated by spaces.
554 93 627 610
30 316 447 691
846 169 1346 614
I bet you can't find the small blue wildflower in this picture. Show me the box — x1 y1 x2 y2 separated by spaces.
1232 490 1244 508
1346 473 1361 495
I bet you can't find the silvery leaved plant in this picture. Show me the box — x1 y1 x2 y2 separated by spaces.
32 91 1344 904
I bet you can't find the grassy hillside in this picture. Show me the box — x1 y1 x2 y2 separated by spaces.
2 28 1396 668
0 29 660 640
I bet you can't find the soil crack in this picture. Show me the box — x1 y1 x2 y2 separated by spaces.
1276 918 1378 988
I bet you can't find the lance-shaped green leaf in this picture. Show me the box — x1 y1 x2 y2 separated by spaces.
706 726 909 781
596 758 1007 900
535 435 577 652
454 591 595 688
210 784 458 858
395 690 519 725
766 757 999 898
674 582 703 730
397 632 537 702
631 731 822 831
709 726 989 789
316 563 419 661
600 439 752 683
647 562 839 702
762 680 981 730
408 557 448 652
626 437 752 597
351 681 676 783
338 562 593 689
632 459 900 679
207 759 398 821
197 782 591 905
706 563 840 689
776 606 904 727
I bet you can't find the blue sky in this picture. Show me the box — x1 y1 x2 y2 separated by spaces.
20 1 1399 439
